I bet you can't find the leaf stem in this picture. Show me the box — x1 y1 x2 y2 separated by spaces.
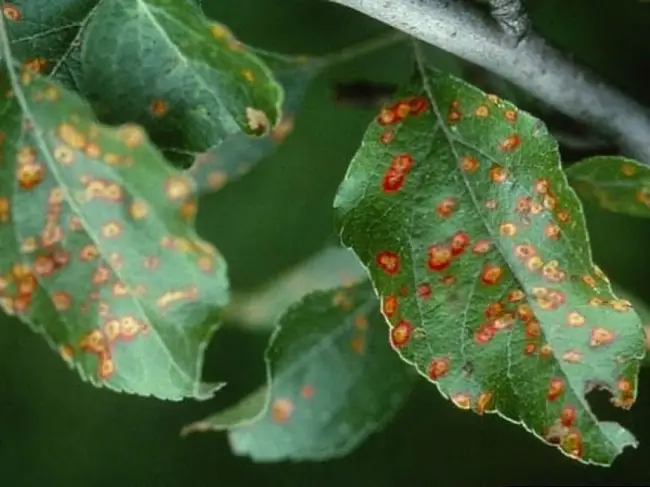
320 30 409 68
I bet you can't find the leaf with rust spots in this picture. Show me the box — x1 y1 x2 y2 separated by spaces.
334 62 645 465
566 156 650 218
0 31 229 399
182 282 417 462
185 52 322 195
79 0 283 156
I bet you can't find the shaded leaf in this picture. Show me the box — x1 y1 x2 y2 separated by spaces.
79 0 283 157
186 53 322 194
223 245 367 330
1 0 96 91
183 283 417 462
0 40 228 399
334 65 645 465
566 156 650 218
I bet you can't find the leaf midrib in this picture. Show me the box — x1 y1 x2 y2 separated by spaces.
0 27 199 393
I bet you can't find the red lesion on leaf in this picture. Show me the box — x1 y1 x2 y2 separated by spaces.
417 283 432 299
612 378 635 409
525 319 540 338
472 239 492 255
523 342 536 355
556 210 571 223
301 385 314 399
475 391 493 415
460 155 479 173
428 357 449 380
504 109 518 122
436 197 457 217
542 260 566 283
351 335 365 353
391 320 413 348
488 164 508 183
480 264 503 285
499 134 520 152
485 199 498 210
514 243 537 260
23 57 47 73
566 311 585 327
484 301 504 319
610 298 632 312
561 429 583 459
508 289 525 302
493 313 515 330
101 220 123 238
427 245 452 271
382 295 398 318
2 3 22 21
474 105 489 117
532 287 566 310
474 324 496 344
271 398 294 423
562 350 582 363
441 275 456 286
547 377 565 401
499 222 517 237
590 326 615 347
560 405 577 427
376 251 400 275
380 131 394 144
451 392 471 410
450 231 470 256
156 286 199 309
447 100 461 123
382 154 413 193
544 223 561 240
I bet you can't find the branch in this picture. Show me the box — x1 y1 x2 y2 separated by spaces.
328 0 650 164
486 0 530 42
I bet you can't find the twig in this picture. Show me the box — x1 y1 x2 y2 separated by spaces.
328 0 650 164
486 0 530 42
320 30 408 67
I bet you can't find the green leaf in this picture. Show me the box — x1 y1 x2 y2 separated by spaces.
0 35 228 399
182 282 417 462
566 156 650 218
186 53 322 194
80 0 283 155
334 65 645 465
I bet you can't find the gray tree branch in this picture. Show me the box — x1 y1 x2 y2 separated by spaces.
328 0 650 163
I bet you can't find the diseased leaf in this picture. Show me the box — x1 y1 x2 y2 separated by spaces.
186 53 322 194
0 39 228 399
183 283 417 462
1 0 96 91
223 245 367 330
334 65 645 465
79 0 283 157
566 156 650 218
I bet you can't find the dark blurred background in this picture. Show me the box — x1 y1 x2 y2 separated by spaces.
2 0 650 485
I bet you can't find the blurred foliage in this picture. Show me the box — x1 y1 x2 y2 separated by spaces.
2 0 650 485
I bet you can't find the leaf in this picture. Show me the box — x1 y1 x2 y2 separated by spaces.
566 156 650 218
186 53 322 194
1 0 96 91
0 33 229 399
333 65 645 465
80 0 283 155
223 245 367 330
182 283 417 462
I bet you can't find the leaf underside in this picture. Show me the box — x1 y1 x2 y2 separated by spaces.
567 156 650 218
334 66 645 465
184 283 417 462
0 54 228 399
